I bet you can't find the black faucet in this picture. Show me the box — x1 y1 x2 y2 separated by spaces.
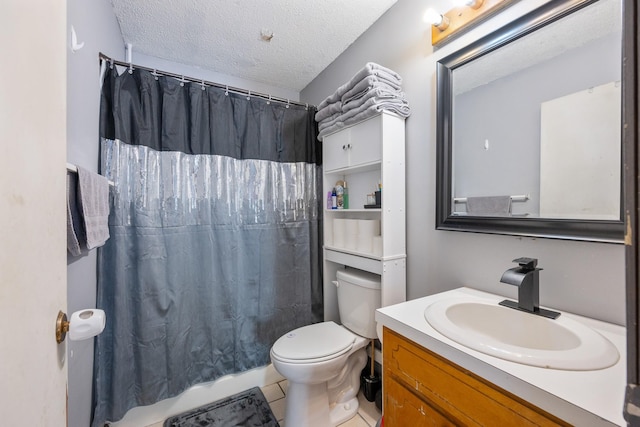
499 257 560 319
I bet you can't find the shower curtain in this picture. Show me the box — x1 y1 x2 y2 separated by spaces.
92 65 322 426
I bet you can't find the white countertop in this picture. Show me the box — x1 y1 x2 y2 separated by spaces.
375 287 626 426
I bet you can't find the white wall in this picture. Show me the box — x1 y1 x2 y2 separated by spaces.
301 0 626 326
67 2 124 427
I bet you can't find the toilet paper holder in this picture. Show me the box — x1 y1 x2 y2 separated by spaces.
56 309 106 343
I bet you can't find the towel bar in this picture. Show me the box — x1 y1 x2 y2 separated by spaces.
453 194 529 203
66 163 114 187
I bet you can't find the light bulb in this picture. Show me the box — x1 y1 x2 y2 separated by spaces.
424 8 450 30
452 0 484 8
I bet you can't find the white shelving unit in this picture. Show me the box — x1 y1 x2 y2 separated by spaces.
322 112 406 322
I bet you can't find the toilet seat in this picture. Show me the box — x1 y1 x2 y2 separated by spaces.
271 321 356 364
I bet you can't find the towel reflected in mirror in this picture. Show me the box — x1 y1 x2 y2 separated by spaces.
466 196 512 216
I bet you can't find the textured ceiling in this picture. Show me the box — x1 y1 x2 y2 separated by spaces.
110 0 397 91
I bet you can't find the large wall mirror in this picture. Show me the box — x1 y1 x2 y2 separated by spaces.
435 0 624 242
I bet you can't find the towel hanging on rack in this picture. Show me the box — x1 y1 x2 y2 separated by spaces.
67 172 84 256
66 163 111 255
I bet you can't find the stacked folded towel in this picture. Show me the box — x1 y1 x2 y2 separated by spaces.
315 62 411 140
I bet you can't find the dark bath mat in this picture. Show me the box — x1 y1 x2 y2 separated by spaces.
163 387 280 427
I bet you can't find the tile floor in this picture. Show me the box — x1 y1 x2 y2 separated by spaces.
145 378 381 427
262 379 382 427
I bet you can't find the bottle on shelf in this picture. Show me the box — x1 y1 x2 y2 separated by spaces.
343 181 349 209
331 188 337 210
335 180 345 210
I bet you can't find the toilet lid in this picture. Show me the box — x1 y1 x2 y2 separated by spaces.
272 321 356 361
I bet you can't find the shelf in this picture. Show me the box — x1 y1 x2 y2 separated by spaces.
325 209 381 213
324 247 382 275
324 160 381 176
325 245 380 260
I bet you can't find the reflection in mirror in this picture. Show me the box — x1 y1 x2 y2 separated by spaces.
436 0 624 242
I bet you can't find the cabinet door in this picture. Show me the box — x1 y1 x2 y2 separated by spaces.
348 116 382 167
383 328 570 427
385 377 458 427
323 115 383 171
323 130 351 171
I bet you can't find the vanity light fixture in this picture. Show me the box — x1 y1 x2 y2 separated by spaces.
427 0 515 46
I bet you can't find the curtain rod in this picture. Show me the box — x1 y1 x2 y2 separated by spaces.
98 52 315 110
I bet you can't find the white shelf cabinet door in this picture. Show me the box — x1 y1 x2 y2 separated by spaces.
323 115 383 172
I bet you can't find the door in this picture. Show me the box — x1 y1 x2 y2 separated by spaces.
624 0 640 424
0 2 68 426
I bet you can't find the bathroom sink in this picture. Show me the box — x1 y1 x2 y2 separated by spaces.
424 298 619 370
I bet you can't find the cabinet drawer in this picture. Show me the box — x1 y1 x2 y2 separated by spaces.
383 328 570 427
385 376 458 427
323 115 382 172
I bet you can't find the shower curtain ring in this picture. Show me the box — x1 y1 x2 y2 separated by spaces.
286 99 290 109
201 80 206 91
247 90 251 101
267 95 271 105
225 85 229 96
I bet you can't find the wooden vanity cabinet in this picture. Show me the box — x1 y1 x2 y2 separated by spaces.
382 327 571 426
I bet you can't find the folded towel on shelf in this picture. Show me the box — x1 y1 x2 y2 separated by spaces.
345 102 409 125
364 62 402 82
315 101 343 122
341 75 402 105
66 172 85 256
317 121 346 140
318 62 402 112
315 62 410 140
77 166 111 250
318 99 411 140
466 196 512 216
341 97 410 123
348 62 402 88
318 103 405 140
342 86 405 113
318 89 347 111
318 112 344 132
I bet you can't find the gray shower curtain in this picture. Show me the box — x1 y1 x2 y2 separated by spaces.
92 65 322 426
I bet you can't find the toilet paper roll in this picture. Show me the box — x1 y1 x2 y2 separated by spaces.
333 219 346 248
343 219 359 250
357 219 380 238
69 309 106 341
356 235 373 253
372 236 383 256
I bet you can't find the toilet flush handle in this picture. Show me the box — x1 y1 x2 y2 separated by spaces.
332 280 339 288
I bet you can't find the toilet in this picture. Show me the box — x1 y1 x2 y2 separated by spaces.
270 268 381 427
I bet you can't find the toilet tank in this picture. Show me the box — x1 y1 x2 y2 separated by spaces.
336 269 381 339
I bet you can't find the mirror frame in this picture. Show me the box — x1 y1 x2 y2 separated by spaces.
435 0 625 243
